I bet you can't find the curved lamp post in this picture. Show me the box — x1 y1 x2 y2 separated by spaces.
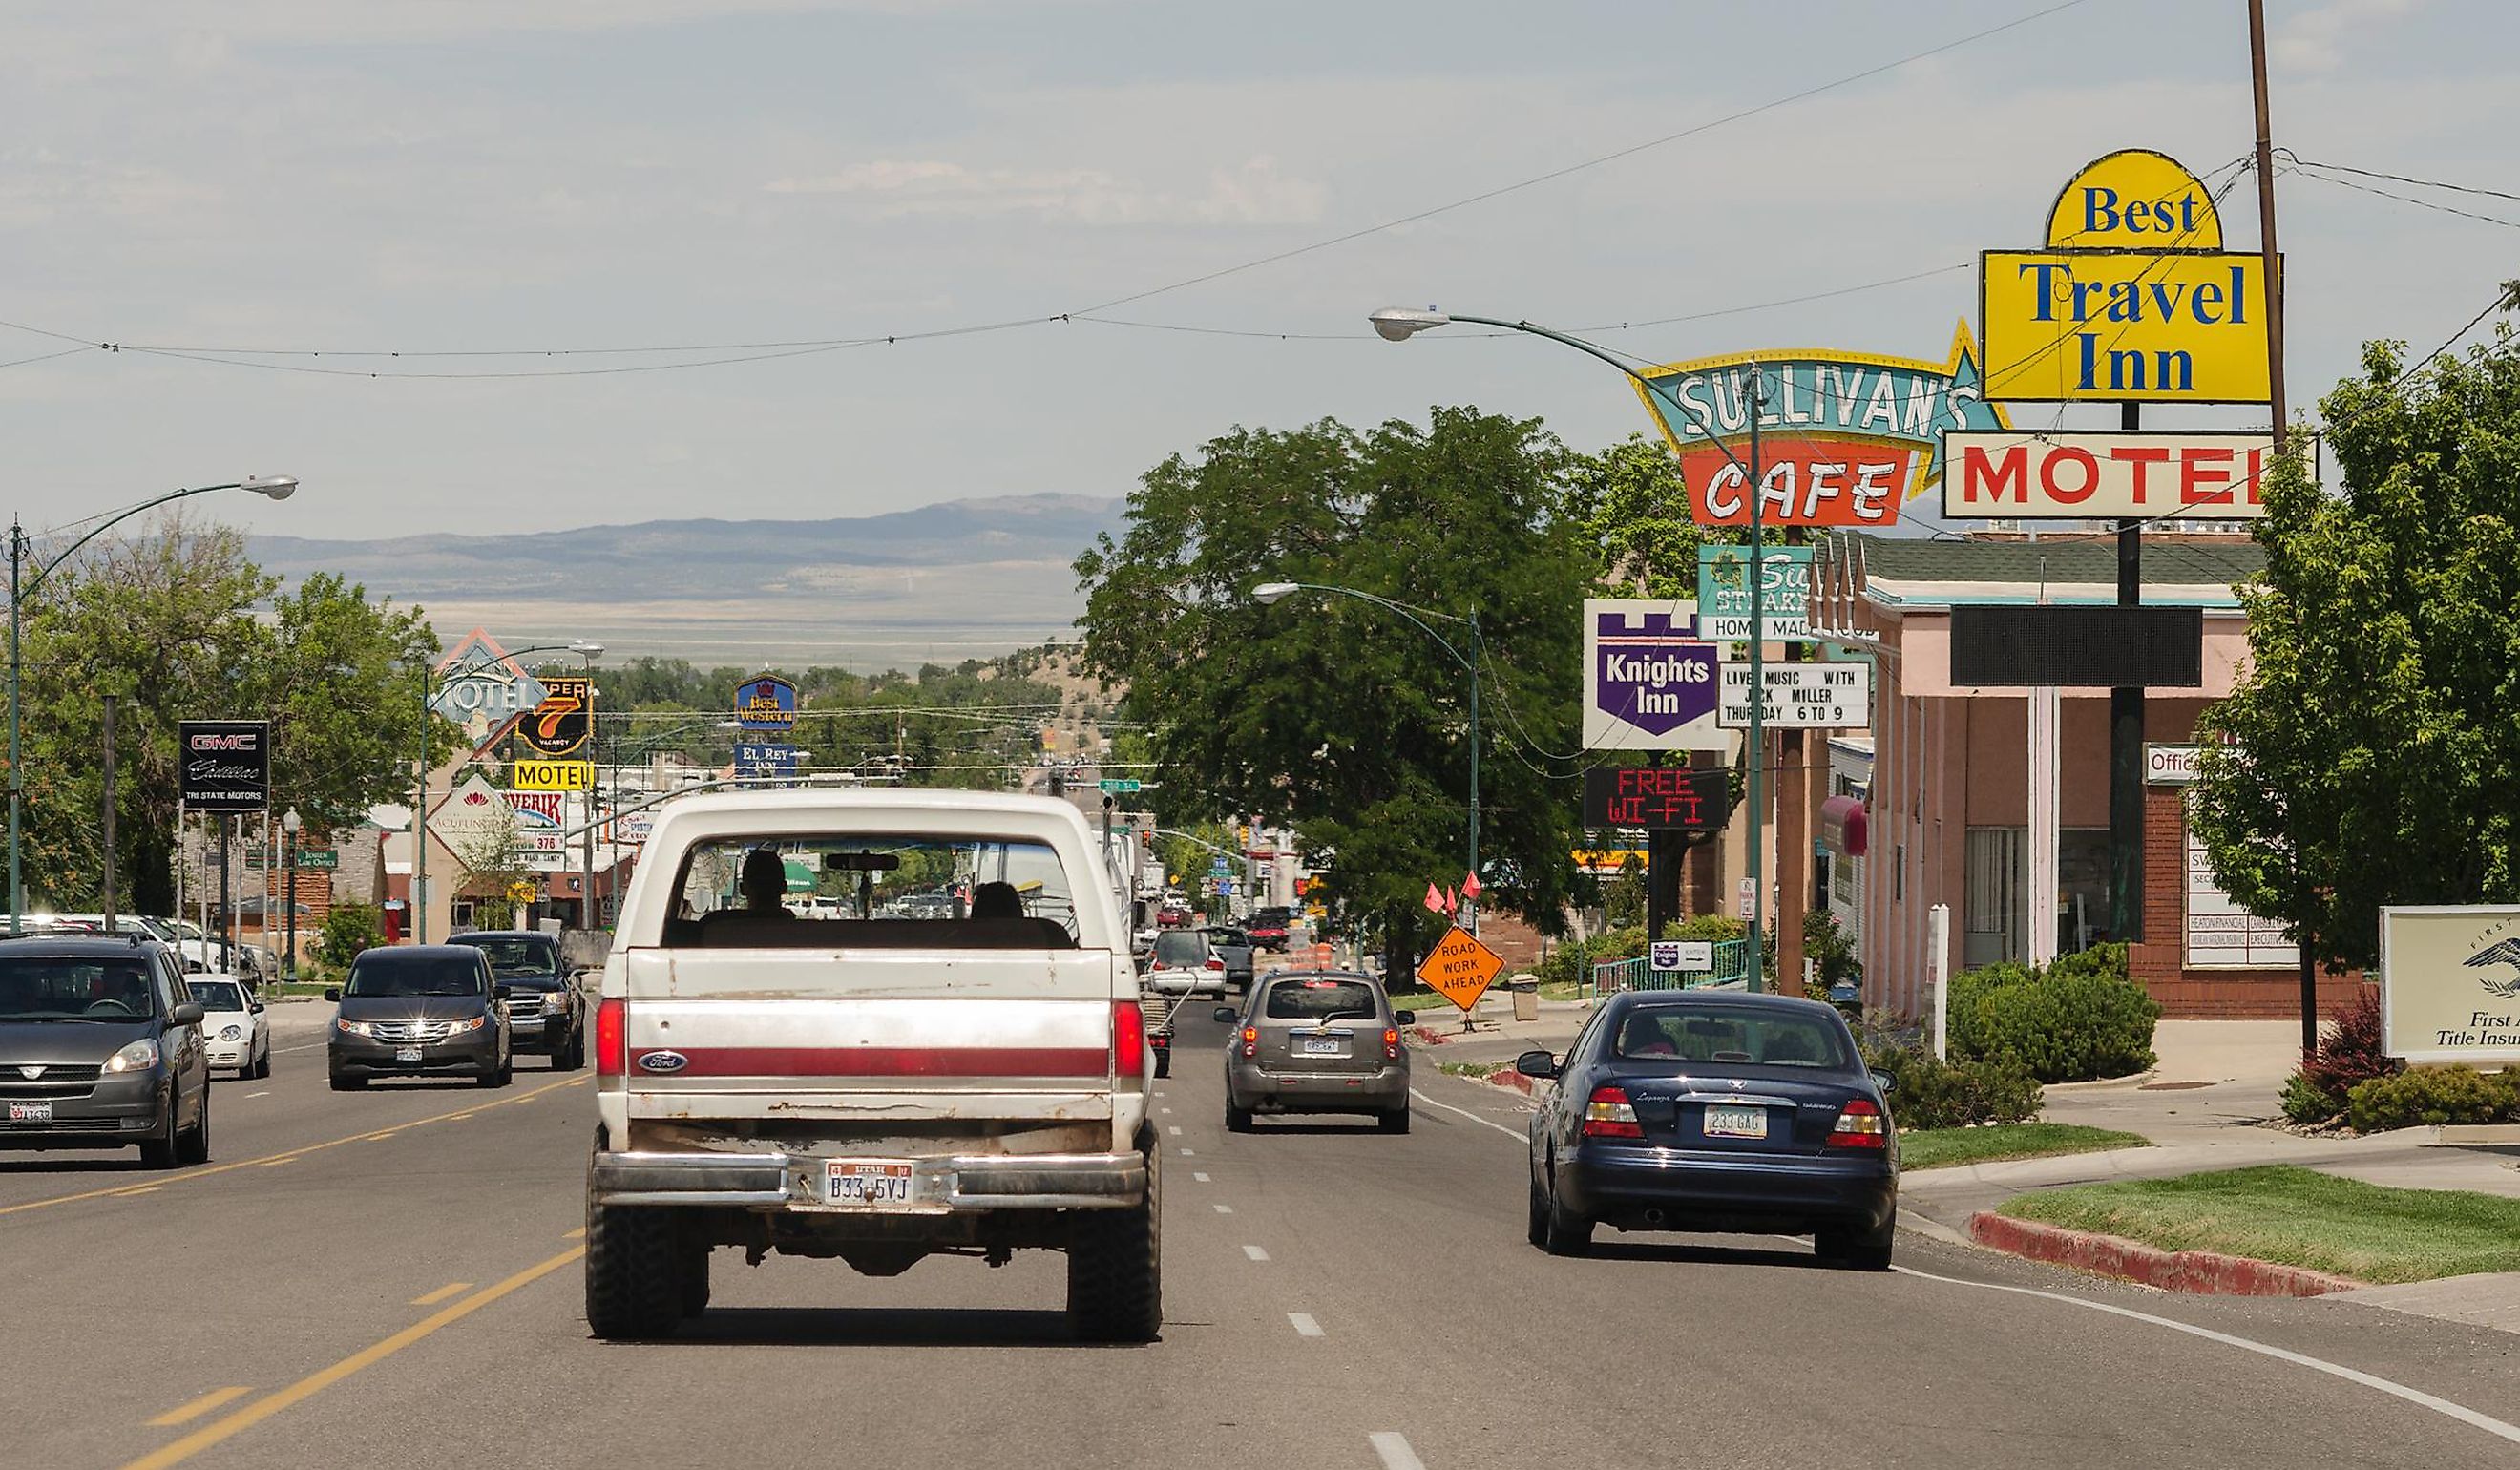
1370 306 1775 994
9 476 301 934
1250 579 1482 932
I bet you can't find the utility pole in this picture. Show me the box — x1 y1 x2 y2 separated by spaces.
1744 367 1767 994
218 815 233 973
415 662 430 945
2246 0 2307 1056
2110 399 2146 955
100 694 118 934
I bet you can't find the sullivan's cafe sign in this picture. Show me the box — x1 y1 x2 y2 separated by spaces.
1631 325 2010 528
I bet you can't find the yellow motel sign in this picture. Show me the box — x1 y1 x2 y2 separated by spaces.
1981 149 2276 404
512 759 594 793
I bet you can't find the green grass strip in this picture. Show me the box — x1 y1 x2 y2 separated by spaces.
1899 1122 2149 1170
1999 1165 2520 1285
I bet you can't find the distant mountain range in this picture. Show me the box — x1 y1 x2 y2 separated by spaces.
248 494 1125 670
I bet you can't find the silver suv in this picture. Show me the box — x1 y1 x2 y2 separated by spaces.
1216 971 1417 1134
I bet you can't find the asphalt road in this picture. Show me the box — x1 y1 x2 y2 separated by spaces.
5 1008 2516 1469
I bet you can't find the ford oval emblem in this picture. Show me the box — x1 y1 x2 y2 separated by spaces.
636 1050 688 1074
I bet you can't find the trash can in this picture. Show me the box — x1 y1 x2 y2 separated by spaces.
1508 976 1541 1022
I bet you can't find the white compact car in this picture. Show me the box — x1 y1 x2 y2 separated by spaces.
1143 929 1228 997
186 975 273 1079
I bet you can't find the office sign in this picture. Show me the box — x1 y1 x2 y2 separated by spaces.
734 741 802 782
519 676 593 757
733 674 799 731
178 721 270 812
1942 430 2278 519
431 631 550 747
1633 326 2010 527
1695 544 1813 641
1717 662 1871 729
2146 743 2203 785
2379 906 2520 1064
512 759 594 793
1581 766 1732 831
298 849 340 871
1583 600 1727 750
1982 149 2277 404
2185 816 2296 971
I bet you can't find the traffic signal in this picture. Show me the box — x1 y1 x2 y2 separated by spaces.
1048 772 1066 797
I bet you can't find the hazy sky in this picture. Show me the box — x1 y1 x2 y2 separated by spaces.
5 0 2511 544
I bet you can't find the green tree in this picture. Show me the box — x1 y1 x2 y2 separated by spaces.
1075 408 1593 977
1569 432 1715 598
2191 330 2520 971
453 808 535 931
316 902 386 973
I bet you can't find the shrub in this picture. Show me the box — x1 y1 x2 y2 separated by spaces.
2345 1066 2520 1132
2279 1072 2345 1125
1949 943 2159 1083
314 903 385 972
1864 1041 2044 1130
2302 988 2404 1098
1669 914 1746 942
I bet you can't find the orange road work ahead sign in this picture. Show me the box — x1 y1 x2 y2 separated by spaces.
1418 926 1505 1011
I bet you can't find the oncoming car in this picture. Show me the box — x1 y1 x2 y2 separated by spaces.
1215 971 1416 1133
1519 990 1897 1268
186 975 272 1079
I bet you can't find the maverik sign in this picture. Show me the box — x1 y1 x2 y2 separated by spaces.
1982 149 2277 404
430 631 549 748
1633 326 2009 527
1582 600 1726 751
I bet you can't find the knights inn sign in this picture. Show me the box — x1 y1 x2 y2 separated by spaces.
1632 325 2011 528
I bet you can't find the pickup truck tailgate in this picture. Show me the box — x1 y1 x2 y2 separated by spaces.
615 949 1121 1123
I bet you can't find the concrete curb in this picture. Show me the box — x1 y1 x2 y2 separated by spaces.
2044 1067 2161 1095
1965 1211 2364 1296
1486 1069 1536 1097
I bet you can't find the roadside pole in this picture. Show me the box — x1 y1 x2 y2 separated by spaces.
1929 903 1951 1060
1744 367 1766 994
100 694 117 934
415 661 430 944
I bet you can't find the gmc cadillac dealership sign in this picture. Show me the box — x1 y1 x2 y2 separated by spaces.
1632 326 2010 528
178 721 270 812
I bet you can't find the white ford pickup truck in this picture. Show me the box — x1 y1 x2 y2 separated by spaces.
583 789 1158 1341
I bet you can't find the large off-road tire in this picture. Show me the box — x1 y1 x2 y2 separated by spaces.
1816 1211 1896 1271
679 1239 712 1318
1067 1146 1161 1343
584 1190 685 1341
137 1094 180 1169
176 1089 211 1166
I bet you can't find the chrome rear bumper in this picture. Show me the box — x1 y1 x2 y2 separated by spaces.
590 1149 1147 1211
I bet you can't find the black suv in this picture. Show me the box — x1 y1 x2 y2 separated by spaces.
448 931 587 1069
0 934 211 1166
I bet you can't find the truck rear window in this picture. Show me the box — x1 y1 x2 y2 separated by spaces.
663 834 1083 950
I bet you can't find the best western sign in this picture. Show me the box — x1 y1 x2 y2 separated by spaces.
1633 326 2009 528
1981 149 2277 404
1942 430 2277 519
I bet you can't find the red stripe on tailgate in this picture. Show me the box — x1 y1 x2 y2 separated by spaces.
646 1046 1110 1079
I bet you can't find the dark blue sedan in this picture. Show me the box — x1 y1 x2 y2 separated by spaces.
1518 990 1898 1268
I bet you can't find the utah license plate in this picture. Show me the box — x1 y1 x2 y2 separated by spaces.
8 1101 52 1124
1703 1104 1768 1139
395 1046 423 1062
826 1160 914 1207
1300 1036 1345 1056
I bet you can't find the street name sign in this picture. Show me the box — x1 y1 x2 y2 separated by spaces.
1417 926 1505 1012
1716 662 1871 729
1695 544 1814 641
1981 149 2277 405
1098 778 1143 794
1941 430 2277 520
298 848 339 871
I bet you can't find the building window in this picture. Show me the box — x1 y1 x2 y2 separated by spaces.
1964 827 2024 968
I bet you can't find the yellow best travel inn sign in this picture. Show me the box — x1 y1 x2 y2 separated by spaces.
1981 149 2277 404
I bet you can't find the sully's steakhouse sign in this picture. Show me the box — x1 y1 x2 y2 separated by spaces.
1582 599 1727 751
1634 326 2009 527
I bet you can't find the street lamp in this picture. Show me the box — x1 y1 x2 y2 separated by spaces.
9 476 302 934
281 807 302 982
1370 304 1774 993
1249 580 1481 930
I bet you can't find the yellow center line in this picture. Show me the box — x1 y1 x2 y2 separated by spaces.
561 1227 585 1241
124 1246 583 1470
258 1158 297 1168
113 1186 161 1197
408 1281 472 1306
0 1074 588 1220
148 1388 251 1427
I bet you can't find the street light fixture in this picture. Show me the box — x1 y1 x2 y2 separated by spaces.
1250 579 1481 933
281 806 303 982
1367 309 1452 343
9 477 304 934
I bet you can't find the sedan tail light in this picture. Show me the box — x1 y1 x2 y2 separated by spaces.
594 998 625 1077
1582 1085 1643 1139
1827 1097 1889 1148
1241 1026 1258 1059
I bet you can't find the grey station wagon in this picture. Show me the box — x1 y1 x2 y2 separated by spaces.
1216 970 1417 1133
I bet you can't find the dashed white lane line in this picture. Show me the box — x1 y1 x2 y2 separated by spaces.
1192 1171 1211 1183
1213 1204 1234 1214
1288 1312 1324 1338
1180 1148 1195 1157
1160 1107 1173 1115
1242 1245 1270 1262
1409 1087 1524 1139
1167 1125 1182 1136
244 1091 271 1099
1369 1432 1426 1470
1893 1264 2520 1447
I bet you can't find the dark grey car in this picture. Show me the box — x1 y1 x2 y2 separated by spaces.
327 946 514 1089
447 931 586 1069
1216 970 1417 1133
0 935 211 1166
